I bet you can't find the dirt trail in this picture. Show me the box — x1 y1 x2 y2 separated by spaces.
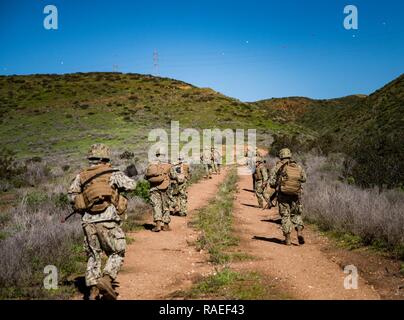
230 167 380 300
117 169 228 299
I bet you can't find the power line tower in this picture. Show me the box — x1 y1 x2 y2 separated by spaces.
112 64 119 72
153 49 159 76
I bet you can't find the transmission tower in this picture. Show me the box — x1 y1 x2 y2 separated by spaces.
153 49 159 76
112 64 119 72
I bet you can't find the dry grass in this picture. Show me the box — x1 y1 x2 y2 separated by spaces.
298 153 404 258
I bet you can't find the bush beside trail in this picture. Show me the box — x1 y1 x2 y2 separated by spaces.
299 153 404 259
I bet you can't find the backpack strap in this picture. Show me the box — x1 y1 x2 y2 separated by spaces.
275 161 289 188
81 169 119 189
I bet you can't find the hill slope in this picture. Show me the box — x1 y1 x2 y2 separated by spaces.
0 72 402 187
254 74 404 187
0 72 303 159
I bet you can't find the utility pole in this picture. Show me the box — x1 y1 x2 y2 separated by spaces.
153 49 159 76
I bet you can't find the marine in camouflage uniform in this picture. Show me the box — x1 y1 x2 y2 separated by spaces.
176 157 190 216
147 149 177 232
253 156 269 208
68 144 136 300
201 148 213 179
211 147 221 174
268 148 307 246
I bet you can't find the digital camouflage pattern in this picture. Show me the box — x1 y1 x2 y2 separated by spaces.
150 189 171 223
147 158 177 224
201 149 213 178
83 221 126 286
254 160 269 208
68 156 136 288
87 143 112 160
211 148 221 174
168 162 189 216
269 158 307 235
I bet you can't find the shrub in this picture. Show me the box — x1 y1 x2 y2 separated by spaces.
299 153 404 258
129 179 150 202
0 191 83 299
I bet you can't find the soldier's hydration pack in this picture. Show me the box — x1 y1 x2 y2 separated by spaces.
279 161 303 196
75 164 125 214
145 163 171 189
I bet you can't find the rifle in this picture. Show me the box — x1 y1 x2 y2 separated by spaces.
61 210 81 223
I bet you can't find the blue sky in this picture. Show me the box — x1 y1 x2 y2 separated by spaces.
0 0 403 101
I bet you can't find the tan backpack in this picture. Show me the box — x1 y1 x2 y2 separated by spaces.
279 161 303 196
145 163 171 190
76 164 120 214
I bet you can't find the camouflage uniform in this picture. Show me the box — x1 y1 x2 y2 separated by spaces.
176 162 190 216
268 151 306 242
253 158 269 208
167 160 190 216
201 149 213 178
167 164 181 214
211 148 221 174
146 150 178 228
148 160 175 225
67 144 136 298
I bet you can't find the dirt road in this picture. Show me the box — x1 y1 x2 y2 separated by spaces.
117 160 381 300
230 167 380 299
117 169 228 299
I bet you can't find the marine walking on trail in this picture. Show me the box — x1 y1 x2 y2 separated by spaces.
67 143 136 300
145 148 176 232
168 156 191 217
66 143 309 301
268 148 307 246
253 156 269 208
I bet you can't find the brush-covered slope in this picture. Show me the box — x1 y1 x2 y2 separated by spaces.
0 72 300 159
255 74 404 187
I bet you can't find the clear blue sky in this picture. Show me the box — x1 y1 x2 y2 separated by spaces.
0 0 403 101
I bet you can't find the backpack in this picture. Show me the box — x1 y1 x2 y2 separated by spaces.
77 164 120 214
279 161 303 196
145 163 165 183
145 163 171 189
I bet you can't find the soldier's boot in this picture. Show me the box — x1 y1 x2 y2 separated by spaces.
96 275 117 300
162 222 171 231
284 233 292 246
88 286 100 300
296 227 305 245
152 221 162 232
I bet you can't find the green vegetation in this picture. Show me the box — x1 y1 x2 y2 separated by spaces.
1 72 401 188
192 167 239 264
177 268 285 300
256 75 404 188
0 72 297 161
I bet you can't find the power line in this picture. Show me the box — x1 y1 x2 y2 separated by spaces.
153 49 159 76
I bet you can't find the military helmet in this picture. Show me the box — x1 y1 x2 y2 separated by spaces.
279 148 292 159
87 143 111 161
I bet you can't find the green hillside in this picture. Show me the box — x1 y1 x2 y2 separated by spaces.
0 72 402 187
254 74 404 187
0 72 304 160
